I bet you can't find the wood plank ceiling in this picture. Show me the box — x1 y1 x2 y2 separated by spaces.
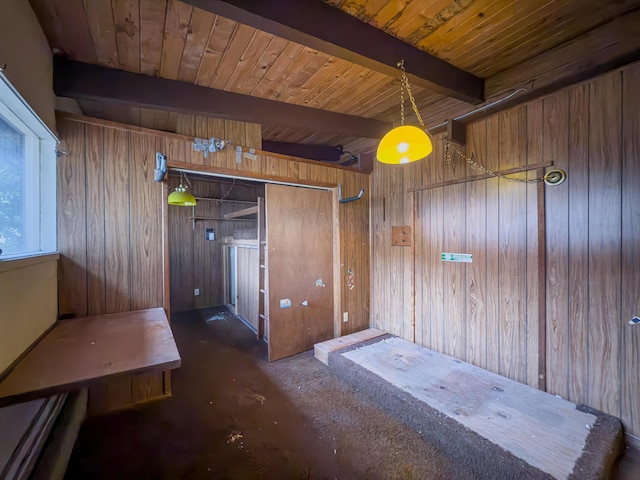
30 0 640 156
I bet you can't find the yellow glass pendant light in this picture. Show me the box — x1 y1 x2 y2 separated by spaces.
168 172 197 206
377 61 432 165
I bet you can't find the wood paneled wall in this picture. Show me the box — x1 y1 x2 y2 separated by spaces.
370 62 640 438
169 176 261 313
161 113 370 335
57 116 167 412
57 112 370 410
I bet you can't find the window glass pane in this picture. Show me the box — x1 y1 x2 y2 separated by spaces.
0 113 26 255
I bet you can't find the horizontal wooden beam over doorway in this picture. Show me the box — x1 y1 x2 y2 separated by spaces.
181 0 485 104
53 58 392 139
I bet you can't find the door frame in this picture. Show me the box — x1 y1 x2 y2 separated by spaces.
162 162 342 341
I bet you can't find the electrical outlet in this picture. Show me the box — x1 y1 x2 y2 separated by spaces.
194 288 200 296
343 312 349 323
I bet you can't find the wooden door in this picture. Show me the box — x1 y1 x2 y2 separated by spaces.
266 184 335 361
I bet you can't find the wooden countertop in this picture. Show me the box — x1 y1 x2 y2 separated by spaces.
0 308 181 407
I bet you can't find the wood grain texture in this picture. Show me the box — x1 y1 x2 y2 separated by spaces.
266 184 335 361
567 85 590 403
0 308 180 408
104 127 132 313
82 0 118 68
543 92 570 398
525 100 544 389
236 246 259 330
85 123 106 316
621 62 640 439
129 132 163 310
56 120 87 317
371 65 640 439
496 108 528 384
55 115 370 411
465 121 487 369
112 0 140 72
587 72 622 415
484 115 501 374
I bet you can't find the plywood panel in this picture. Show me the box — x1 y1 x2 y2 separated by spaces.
129 132 163 310
566 85 590 402
429 138 445 353
465 121 488 369
587 73 622 415
112 0 140 72
57 120 87 317
621 62 640 439
442 140 467 359
236 246 259 330
497 107 528 383
84 124 106 316
543 92 570 398
485 115 501 374
371 65 640 439
83 0 118 68
525 99 544 389
103 128 131 313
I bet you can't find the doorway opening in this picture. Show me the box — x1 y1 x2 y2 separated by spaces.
166 169 339 361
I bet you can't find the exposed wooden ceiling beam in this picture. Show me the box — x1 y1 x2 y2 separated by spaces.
262 141 341 163
53 58 392 139
181 0 485 104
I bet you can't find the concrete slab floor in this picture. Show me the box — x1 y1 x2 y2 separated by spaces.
64 307 636 479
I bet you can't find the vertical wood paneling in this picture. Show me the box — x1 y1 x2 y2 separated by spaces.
567 85 590 402
429 139 445 353
103 128 131 313
85 124 106 316
57 120 87 317
525 99 544 389
485 115 501 373
57 117 167 414
498 107 528 383
442 142 467 359
129 132 163 310
465 121 488 369
587 73 622 415
370 65 640 439
57 115 370 411
544 92 570 398
621 63 640 438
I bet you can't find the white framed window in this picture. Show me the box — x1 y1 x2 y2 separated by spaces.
0 71 57 259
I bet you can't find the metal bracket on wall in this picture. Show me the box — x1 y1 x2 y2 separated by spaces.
338 184 364 203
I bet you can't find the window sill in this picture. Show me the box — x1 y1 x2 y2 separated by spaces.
0 253 60 273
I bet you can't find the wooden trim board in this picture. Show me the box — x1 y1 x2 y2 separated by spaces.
314 328 386 365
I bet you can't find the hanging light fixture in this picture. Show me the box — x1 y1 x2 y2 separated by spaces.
377 60 433 165
168 171 197 206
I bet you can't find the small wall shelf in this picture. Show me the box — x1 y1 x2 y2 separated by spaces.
224 205 259 220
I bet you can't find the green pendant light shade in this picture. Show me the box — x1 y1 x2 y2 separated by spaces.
168 172 197 206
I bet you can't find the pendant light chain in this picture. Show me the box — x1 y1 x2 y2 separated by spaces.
444 138 542 183
398 61 426 131
180 171 194 189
